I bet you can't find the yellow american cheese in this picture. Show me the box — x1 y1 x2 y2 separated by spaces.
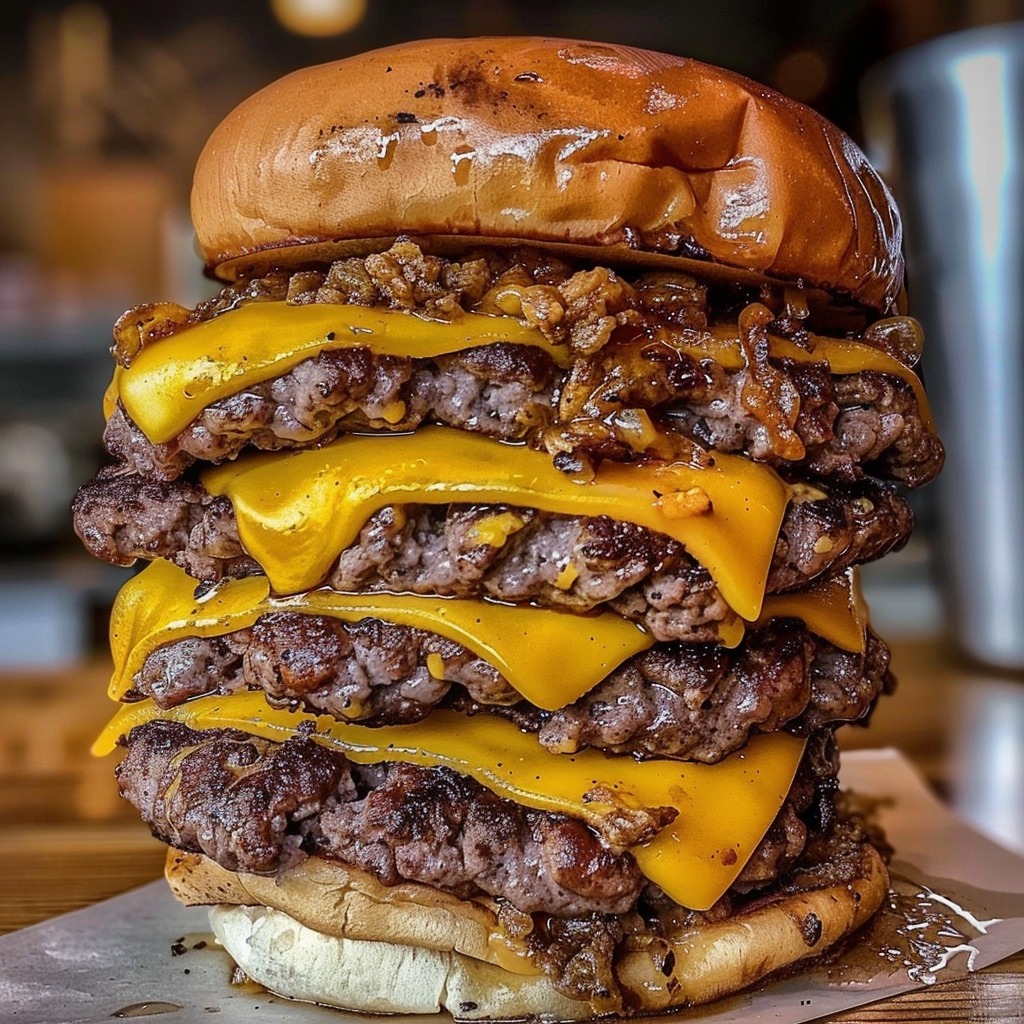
106 302 935 442
91 691 805 912
202 426 793 621
755 568 868 653
108 559 652 712
117 303 570 444
110 563 866 720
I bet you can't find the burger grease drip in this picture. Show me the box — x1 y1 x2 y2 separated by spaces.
826 861 1021 986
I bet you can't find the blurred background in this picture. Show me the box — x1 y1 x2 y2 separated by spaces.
3 0 1015 669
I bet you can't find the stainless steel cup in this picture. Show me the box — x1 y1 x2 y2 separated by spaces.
861 22 1024 670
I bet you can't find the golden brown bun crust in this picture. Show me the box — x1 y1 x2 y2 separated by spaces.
167 843 889 1017
190 37 903 313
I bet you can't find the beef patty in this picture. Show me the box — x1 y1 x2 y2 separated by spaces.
74 472 912 641
107 240 942 487
116 718 840 917
125 615 891 764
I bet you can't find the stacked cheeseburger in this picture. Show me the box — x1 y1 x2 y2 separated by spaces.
74 38 943 1019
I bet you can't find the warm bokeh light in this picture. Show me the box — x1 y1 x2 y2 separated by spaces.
270 0 367 36
774 47 830 102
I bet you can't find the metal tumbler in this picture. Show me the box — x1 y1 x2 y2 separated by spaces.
861 22 1024 670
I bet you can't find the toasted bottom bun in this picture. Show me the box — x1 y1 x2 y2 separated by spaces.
211 905 591 1019
167 845 889 1019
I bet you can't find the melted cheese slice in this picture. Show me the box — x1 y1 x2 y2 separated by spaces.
117 303 569 444
753 568 868 653
111 562 865 718
108 559 651 711
106 301 934 443
202 427 792 621
92 691 805 911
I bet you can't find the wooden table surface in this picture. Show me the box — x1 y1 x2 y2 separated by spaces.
1 638 1022 1022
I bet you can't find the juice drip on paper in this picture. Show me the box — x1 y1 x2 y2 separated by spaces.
111 1003 183 1018
826 859 1024 986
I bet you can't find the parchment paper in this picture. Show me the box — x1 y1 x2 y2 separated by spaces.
2 749 1023 1024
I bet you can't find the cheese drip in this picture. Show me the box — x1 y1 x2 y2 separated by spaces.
108 559 652 711
117 303 569 444
202 427 792 621
106 301 935 443
754 568 867 653
92 691 805 912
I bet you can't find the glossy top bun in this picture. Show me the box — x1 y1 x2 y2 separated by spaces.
191 37 904 312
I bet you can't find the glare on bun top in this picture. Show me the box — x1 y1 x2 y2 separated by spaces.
191 36 904 314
